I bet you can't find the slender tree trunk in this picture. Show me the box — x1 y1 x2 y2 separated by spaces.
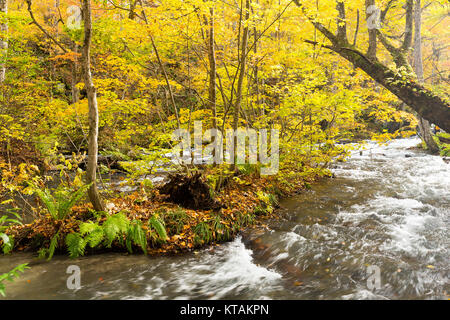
232 0 250 170
0 0 8 83
82 0 104 211
413 0 439 153
71 44 80 103
208 5 217 129
207 4 218 164
365 0 377 59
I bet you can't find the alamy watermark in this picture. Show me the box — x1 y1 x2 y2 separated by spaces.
67 5 81 30
66 265 81 290
171 121 279 175
366 5 382 30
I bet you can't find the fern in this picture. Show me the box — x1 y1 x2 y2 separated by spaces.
87 229 104 248
57 184 91 220
0 233 13 254
163 209 189 235
30 182 91 220
65 233 86 258
0 212 23 254
80 221 99 235
0 263 29 297
103 213 129 247
126 220 147 254
32 186 58 218
237 212 256 227
39 232 60 260
148 216 168 241
47 232 60 261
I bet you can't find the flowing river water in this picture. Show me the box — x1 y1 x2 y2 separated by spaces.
1 138 448 300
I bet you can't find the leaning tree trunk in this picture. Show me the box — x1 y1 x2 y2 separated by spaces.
294 0 450 132
82 0 104 212
0 0 7 83
332 46 449 132
413 0 439 153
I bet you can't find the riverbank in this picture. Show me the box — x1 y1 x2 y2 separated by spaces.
2 137 448 299
4 165 327 258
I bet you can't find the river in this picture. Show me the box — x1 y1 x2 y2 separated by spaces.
1 138 448 300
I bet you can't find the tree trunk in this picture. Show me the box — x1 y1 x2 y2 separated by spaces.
82 0 104 212
232 0 250 170
207 5 218 163
333 46 450 132
71 44 80 103
208 5 217 130
365 0 377 59
413 0 439 153
294 1 450 132
0 0 7 83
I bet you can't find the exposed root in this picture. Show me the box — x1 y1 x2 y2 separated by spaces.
159 172 223 210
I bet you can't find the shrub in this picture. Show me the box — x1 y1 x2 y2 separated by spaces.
30 182 92 220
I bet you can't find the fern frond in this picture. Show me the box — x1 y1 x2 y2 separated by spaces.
149 216 168 241
58 184 92 219
85 228 104 248
0 233 13 254
80 221 98 235
65 233 86 258
0 263 29 297
103 213 130 247
47 232 60 261
127 220 147 254
32 185 58 219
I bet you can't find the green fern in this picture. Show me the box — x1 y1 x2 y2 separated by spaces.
30 182 92 220
148 216 168 241
39 232 60 260
48 232 60 260
65 233 87 258
103 213 130 247
32 186 58 218
0 233 13 254
126 220 147 254
80 221 105 248
0 263 29 297
57 184 91 220
235 212 256 229
0 212 23 254
163 209 189 235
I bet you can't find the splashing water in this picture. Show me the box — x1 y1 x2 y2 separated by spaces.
1 138 448 299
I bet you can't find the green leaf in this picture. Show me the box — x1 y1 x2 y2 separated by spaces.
0 233 13 254
57 184 92 219
127 220 147 254
65 233 86 258
103 213 129 247
0 263 29 297
149 216 168 241
47 232 60 261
